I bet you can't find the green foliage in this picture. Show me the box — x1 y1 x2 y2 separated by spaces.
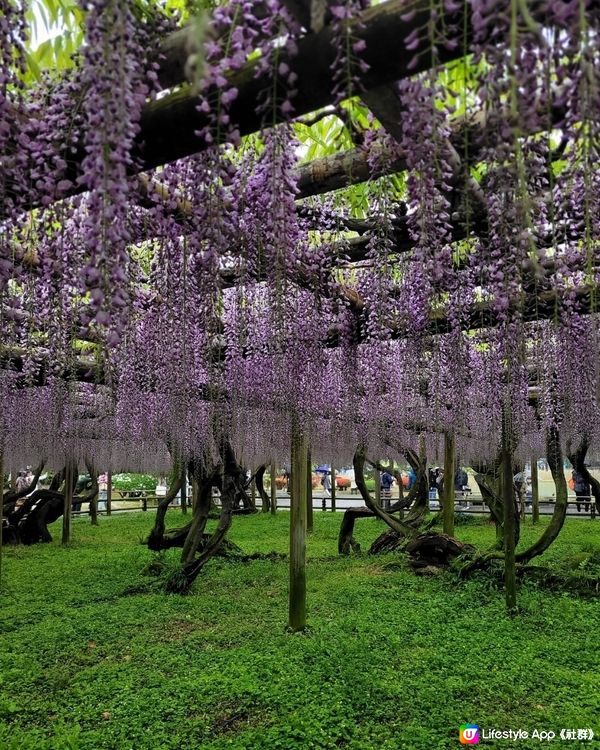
24 1 84 82
562 544 600 574
1 513 599 749
431 511 480 527
111 473 157 492
23 0 211 82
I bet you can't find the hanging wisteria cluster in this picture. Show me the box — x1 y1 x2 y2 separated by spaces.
0 0 600 474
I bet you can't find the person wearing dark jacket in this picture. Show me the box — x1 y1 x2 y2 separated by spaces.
572 470 591 513
454 468 468 491
454 467 470 507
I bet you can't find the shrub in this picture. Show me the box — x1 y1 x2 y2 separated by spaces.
111 473 157 492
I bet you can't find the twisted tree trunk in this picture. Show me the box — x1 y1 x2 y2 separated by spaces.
338 447 428 557
401 447 430 527
176 442 241 590
255 465 271 512
62 462 76 545
82 460 100 526
338 507 375 554
180 465 220 565
566 435 600 515
147 466 184 551
473 464 504 545
352 447 429 555
516 426 567 564
461 426 568 575
2 461 44 516
154 440 250 592
353 449 418 538
473 452 520 549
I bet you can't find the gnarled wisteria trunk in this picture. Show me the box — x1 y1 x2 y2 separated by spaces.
2 460 100 546
566 436 600 516
147 439 253 592
338 448 470 568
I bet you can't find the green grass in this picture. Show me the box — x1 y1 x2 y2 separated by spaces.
1 511 599 750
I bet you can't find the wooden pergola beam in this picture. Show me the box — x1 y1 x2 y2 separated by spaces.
138 0 467 169
6 0 467 217
155 1 318 91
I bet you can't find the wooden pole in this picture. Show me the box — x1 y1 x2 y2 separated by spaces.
330 464 336 512
531 455 539 524
106 471 112 516
374 467 381 507
398 470 406 517
62 461 74 545
181 465 187 514
289 420 308 632
306 448 313 532
191 476 199 512
443 431 455 536
270 462 277 514
251 473 258 511
0 450 4 592
89 485 98 526
502 409 517 614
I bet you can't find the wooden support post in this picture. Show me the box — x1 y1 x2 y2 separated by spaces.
289 421 308 632
270 462 277 514
383 459 393 511
502 409 517 614
252 472 262 512
374 467 381 507
106 471 112 516
417 435 425 518
62 461 74 545
0 450 4 592
443 431 455 537
89 486 98 526
306 448 313 532
191 476 199 512
399 476 405 517
181 465 187 514
331 464 336 512
531 456 539 524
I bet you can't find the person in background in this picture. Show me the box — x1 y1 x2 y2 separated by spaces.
15 471 29 494
513 469 527 517
454 466 468 491
98 473 108 512
380 470 394 509
436 468 444 497
428 468 436 490
407 467 417 491
454 466 469 507
572 469 591 513
23 468 35 494
525 476 533 509
322 471 332 498
428 467 441 501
